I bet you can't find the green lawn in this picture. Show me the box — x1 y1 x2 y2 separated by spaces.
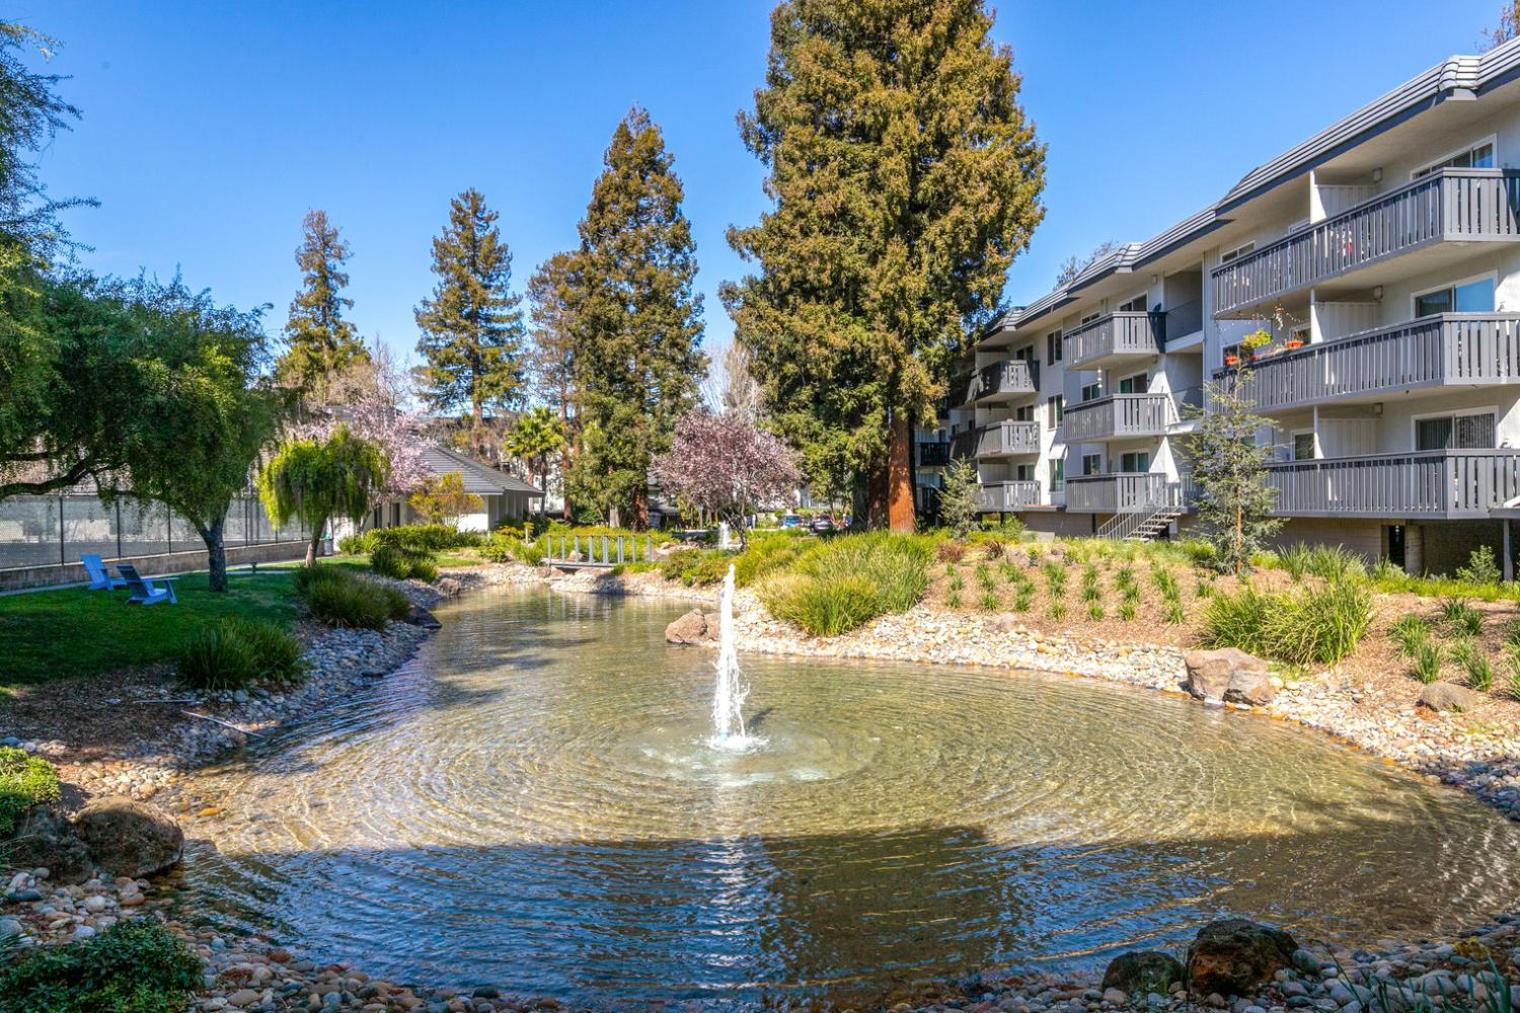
0 571 301 690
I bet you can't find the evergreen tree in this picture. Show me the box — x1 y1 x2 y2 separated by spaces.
414 188 526 455
938 459 982 539
563 108 706 528
276 209 367 398
723 0 1045 532
527 251 579 519
1186 368 1283 576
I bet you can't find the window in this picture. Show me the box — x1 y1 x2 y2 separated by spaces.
1292 432 1315 461
1048 394 1064 426
1013 404 1034 422
1081 381 1102 402
1220 242 1255 264
1014 464 1035 481
1014 344 1035 362
1080 311 1101 325
1415 411 1496 451
1081 453 1102 476
1045 330 1063 365
1119 294 1148 313
1050 458 1065 490
1413 138 1495 179
1414 275 1495 317
1118 451 1150 473
1116 373 1146 395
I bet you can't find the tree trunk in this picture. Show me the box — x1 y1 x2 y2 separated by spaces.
199 514 229 593
866 463 888 529
305 514 326 568
630 484 649 531
886 411 915 533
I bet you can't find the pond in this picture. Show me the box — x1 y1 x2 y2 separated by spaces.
184 589 1520 1005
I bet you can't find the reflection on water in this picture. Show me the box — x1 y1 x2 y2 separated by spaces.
181 589 1520 1004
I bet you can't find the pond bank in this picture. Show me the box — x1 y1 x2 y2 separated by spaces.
6 563 1520 1011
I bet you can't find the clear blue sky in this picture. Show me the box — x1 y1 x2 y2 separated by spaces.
22 0 1504 373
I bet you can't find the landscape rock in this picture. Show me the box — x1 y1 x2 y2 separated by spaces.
1102 950 1186 994
1187 918 1299 997
72 798 184 877
1417 682 1484 713
3 808 93 884
665 609 714 645
1184 649 1273 706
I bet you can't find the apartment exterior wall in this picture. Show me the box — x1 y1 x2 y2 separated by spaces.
961 38 1520 573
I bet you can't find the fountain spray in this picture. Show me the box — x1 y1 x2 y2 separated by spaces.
711 563 750 745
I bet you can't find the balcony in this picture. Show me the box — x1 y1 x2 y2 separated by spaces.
1265 450 1520 519
1065 473 1190 514
974 359 1039 403
1212 169 1520 317
1213 313 1520 413
951 420 1041 459
979 480 1043 512
1064 391 1193 442
1063 312 1163 369
916 440 951 468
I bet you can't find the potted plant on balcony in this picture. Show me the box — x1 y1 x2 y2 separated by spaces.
1239 328 1272 363
1223 351 1240 367
1283 335 1305 351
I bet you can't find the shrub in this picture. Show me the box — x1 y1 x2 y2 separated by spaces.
936 541 965 564
975 563 996 592
337 531 376 555
1118 600 1137 621
1013 587 1033 612
946 586 963 609
1440 597 1485 637
757 533 933 636
1087 600 1104 621
1165 601 1186 625
481 533 547 566
299 565 410 630
370 524 482 553
1048 601 1067 621
1413 641 1443 685
1391 615 1430 658
1200 578 1372 666
0 919 202 1013
981 539 1005 561
1280 542 1312 581
1304 544 1365 582
370 544 413 580
978 589 999 612
409 556 439 582
1456 545 1502 586
1464 648 1496 692
0 747 60 836
1506 645 1520 700
761 574 881 636
178 618 304 691
733 532 808 587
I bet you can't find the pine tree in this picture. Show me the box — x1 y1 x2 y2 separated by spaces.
1187 368 1283 575
527 251 579 520
563 108 706 528
277 209 368 398
723 0 1045 532
414 188 526 455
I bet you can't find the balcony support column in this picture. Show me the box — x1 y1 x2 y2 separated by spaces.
1505 520 1514 583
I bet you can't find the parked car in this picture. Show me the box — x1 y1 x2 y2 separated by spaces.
809 516 834 533
780 514 804 529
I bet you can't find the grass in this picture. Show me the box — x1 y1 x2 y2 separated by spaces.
0 571 300 690
178 617 305 691
1200 577 1372 666
1413 641 1444 684
0 919 202 1013
1392 615 1430 658
0 746 60 836
758 533 935 636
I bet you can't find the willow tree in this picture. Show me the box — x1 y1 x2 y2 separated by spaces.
723 0 1045 531
258 425 388 567
563 108 706 528
276 210 368 398
414 188 526 454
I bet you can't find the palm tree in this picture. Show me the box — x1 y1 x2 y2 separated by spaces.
504 407 566 518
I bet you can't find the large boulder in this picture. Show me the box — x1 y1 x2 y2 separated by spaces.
1183 649 1274 706
1102 950 1185 995
72 798 183 878
4 808 93 884
1186 918 1298 998
1418 682 1484 713
665 609 717 646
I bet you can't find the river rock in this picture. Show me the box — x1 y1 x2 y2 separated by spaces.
1187 919 1299 997
1417 683 1483 713
1183 649 1273 705
4 808 93 884
72 798 184 877
665 609 714 645
1102 950 1185 994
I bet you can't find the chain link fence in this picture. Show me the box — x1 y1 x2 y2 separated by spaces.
0 494 308 572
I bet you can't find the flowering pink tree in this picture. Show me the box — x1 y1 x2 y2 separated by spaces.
284 349 430 496
652 410 800 544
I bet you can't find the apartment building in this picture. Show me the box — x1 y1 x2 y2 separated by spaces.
945 38 1520 575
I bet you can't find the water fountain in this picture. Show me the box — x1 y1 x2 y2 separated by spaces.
709 564 753 748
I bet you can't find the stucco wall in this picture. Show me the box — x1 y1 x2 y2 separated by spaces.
0 540 308 592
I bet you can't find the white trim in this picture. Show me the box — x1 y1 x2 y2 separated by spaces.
1409 405 1500 450
1290 428 1316 461
1410 133 1497 180
1410 269 1498 317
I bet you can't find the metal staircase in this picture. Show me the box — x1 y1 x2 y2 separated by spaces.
1095 478 1190 541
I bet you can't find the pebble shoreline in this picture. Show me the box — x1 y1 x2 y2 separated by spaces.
5 561 1520 1011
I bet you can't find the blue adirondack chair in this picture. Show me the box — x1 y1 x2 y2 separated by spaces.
116 563 179 605
81 554 127 591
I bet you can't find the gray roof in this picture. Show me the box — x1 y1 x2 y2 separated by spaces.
420 446 543 497
990 37 1520 337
